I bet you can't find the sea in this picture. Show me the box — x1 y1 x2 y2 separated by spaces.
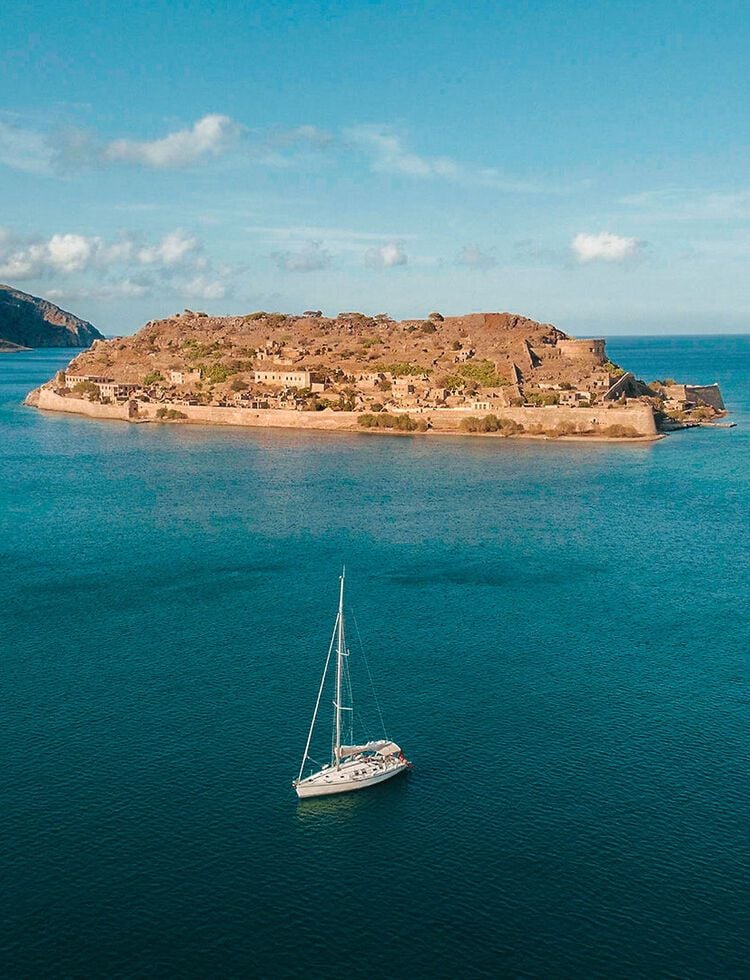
1 336 748 979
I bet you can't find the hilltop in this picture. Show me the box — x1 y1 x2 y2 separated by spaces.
0 285 104 350
54 308 610 397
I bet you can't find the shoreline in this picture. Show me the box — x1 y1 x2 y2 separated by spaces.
26 387 664 443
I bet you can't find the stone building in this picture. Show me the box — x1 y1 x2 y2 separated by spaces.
98 382 140 401
169 369 201 385
254 368 312 388
64 374 112 389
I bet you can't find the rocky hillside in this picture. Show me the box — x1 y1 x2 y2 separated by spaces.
0 285 104 349
61 309 594 387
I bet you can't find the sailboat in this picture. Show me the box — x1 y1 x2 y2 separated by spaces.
293 569 410 799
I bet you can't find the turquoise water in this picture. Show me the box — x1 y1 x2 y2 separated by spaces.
1 338 748 978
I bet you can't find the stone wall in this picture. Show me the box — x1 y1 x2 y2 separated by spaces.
30 388 658 438
686 384 725 412
410 403 657 436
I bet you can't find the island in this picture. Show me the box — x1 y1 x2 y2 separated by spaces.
1 284 104 350
25 308 727 441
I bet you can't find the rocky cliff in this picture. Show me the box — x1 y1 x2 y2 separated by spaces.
0 284 104 349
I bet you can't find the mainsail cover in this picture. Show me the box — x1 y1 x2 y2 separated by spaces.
337 740 402 758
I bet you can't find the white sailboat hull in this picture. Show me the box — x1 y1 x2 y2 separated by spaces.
294 758 409 799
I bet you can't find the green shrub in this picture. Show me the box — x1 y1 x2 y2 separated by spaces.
526 391 560 406
182 339 221 361
200 363 232 384
604 361 626 377
460 414 523 435
72 380 100 398
143 371 164 385
497 417 524 435
602 423 640 438
311 397 332 411
156 407 187 420
440 374 465 391
456 360 507 387
550 421 577 437
357 412 421 432
375 361 429 377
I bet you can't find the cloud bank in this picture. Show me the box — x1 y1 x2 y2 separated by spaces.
0 226 230 300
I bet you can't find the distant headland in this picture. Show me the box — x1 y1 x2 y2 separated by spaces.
0 285 104 350
26 307 727 441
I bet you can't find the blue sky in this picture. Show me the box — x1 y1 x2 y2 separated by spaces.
1 0 748 335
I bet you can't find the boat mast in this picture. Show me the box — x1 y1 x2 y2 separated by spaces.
297 610 338 783
334 567 345 769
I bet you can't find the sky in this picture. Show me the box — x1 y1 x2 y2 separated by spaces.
1 0 749 336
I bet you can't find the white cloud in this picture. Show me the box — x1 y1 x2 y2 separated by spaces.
571 232 643 263
0 226 228 303
347 124 458 178
272 241 332 272
248 226 418 257
345 124 551 192
181 275 228 300
46 233 95 273
0 120 54 175
0 230 98 279
365 242 408 268
103 114 240 168
137 230 201 267
457 244 497 270
47 279 152 300
0 114 331 175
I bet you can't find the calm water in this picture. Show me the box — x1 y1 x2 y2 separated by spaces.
1 337 748 978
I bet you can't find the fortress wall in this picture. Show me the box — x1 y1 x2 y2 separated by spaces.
171 404 353 429
414 403 657 436
557 338 607 365
31 389 658 437
686 384 725 412
33 388 131 420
